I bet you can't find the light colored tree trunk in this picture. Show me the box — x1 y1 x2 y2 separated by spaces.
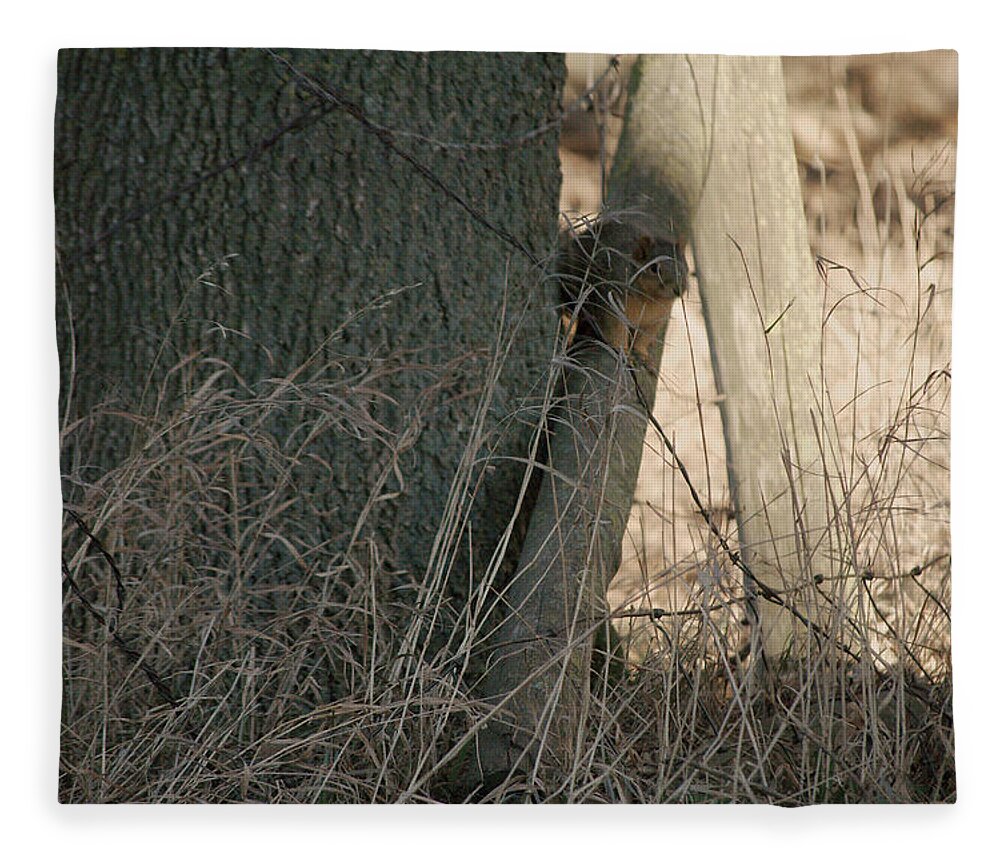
463 53 854 797
472 61 688 795
473 338 662 792
615 55 851 660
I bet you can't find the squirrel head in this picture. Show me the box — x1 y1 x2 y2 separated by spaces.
628 232 688 298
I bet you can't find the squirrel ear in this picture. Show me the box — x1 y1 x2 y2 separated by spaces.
632 234 653 264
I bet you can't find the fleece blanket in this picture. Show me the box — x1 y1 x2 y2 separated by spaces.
56 49 955 803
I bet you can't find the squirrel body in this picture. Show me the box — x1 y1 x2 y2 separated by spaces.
557 219 688 368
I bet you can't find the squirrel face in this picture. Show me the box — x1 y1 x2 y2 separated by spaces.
558 222 688 367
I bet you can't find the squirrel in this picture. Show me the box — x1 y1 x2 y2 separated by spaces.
556 218 688 371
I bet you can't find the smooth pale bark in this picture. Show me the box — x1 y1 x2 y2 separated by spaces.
614 55 849 659
474 340 661 791
472 65 686 793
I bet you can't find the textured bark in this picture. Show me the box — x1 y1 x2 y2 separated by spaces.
56 50 564 630
614 55 848 658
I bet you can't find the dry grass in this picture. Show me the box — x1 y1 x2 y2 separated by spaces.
60 54 954 803
59 259 954 804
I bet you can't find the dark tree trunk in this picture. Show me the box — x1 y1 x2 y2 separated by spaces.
56 49 564 648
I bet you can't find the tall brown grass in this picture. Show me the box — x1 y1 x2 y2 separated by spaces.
60 224 953 803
